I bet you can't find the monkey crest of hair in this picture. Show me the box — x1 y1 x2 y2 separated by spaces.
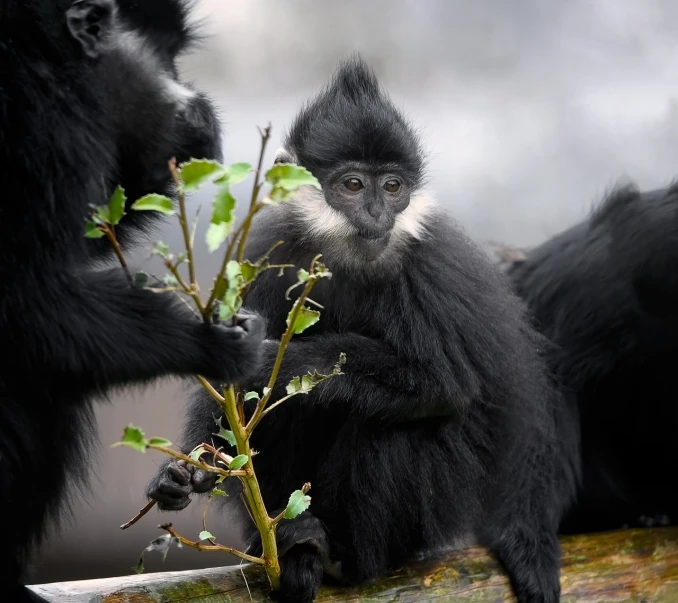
505 181 678 535
286 56 425 187
147 56 580 603
0 2 264 601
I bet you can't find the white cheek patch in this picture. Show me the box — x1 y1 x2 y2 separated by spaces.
162 76 196 108
274 147 298 165
117 30 195 109
393 190 435 241
288 186 355 239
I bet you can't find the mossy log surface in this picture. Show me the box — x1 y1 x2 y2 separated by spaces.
29 528 678 602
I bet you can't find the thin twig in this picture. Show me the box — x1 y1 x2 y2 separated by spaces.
120 500 157 530
105 226 132 284
160 524 264 565
169 158 205 320
237 125 272 262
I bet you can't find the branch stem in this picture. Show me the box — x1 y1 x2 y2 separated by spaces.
169 158 204 321
246 255 323 434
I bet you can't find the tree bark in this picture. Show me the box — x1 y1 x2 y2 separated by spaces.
29 527 678 602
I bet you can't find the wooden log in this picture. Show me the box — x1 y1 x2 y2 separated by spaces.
29 527 678 602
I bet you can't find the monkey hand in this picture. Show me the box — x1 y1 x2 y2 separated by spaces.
195 308 267 383
146 459 218 511
246 511 331 603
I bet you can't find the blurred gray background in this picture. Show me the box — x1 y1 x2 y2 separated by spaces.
33 0 678 585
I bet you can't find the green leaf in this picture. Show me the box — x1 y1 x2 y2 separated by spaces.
206 221 231 254
286 305 320 335
111 425 148 453
297 268 310 282
95 204 111 224
313 261 332 280
210 487 227 497
108 185 127 225
240 260 258 283
285 376 302 396
198 530 214 541
163 274 180 287
213 416 237 447
150 241 170 258
283 490 311 519
132 557 145 575
211 185 237 225
226 260 243 282
216 261 245 320
229 455 249 470
178 159 226 193
134 271 150 287
189 446 207 462
84 221 106 238
216 162 252 185
148 437 172 448
131 194 175 215
205 182 237 252
265 164 321 193
244 391 260 402
263 387 272 398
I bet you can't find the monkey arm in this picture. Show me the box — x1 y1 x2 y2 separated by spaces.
15 268 263 390
255 333 467 424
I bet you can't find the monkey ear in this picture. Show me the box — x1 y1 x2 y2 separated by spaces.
66 0 115 59
273 147 298 165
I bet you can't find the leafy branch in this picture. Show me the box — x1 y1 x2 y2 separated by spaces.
88 127 344 593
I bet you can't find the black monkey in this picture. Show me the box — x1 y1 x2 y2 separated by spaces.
147 57 579 603
500 182 678 534
0 2 264 601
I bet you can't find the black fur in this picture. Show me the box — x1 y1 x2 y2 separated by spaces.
147 57 578 603
503 182 678 533
0 1 264 600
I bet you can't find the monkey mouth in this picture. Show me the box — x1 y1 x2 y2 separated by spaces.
357 229 390 241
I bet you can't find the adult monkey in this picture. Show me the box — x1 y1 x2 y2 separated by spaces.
0 1 265 601
147 57 579 603
498 182 678 534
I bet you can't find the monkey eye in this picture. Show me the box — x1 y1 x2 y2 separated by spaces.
383 180 401 193
344 178 364 192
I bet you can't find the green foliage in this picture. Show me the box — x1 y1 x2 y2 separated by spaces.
148 437 172 448
285 353 346 396
206 187 237 253
287 305 320 335
134 271 150 287
150 241 170 259
189 446 208 462
178 159 225 193
111 424 148 453
131 193 175 215
84 221 106 238
229 455 249 470
133 534 180 574
283 490 312 520
198 530 214 541
244 391 260 402
84 186 128 236
108 186 127 225
265 163 320 202
213 416 237 447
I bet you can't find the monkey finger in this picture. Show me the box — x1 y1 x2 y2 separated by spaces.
191 470 217 493
167 463 191 486
157 496 192 512
155 478 192 498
